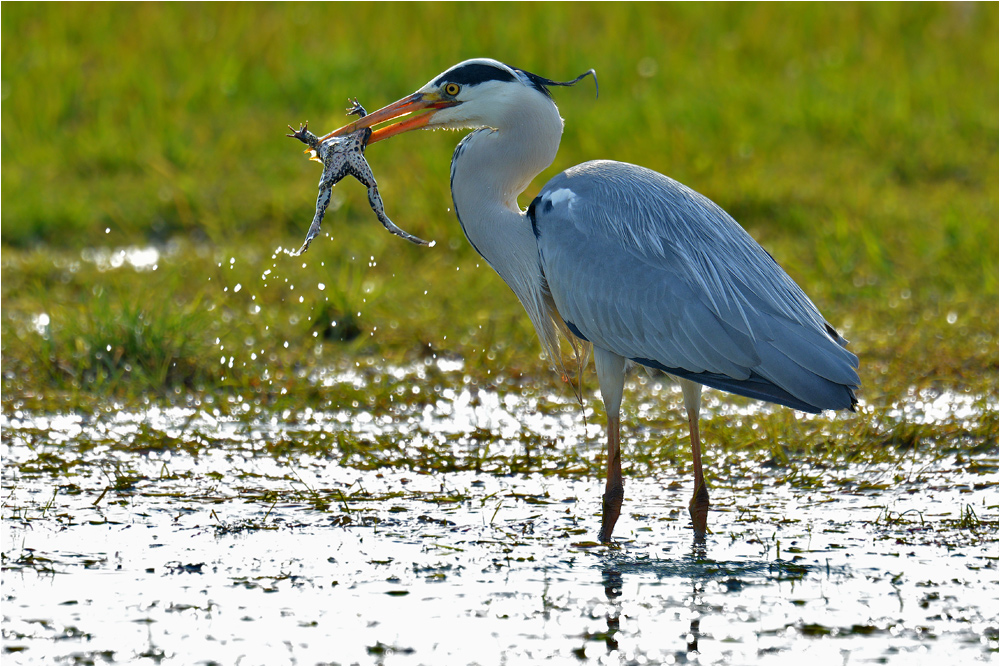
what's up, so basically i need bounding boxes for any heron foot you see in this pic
[688,480,710,536]
[598,483,624,543]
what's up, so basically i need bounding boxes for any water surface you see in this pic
[2,381,997,665]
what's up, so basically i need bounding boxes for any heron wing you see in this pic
[531,160,859,412]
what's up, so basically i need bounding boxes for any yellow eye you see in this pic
[443,82,461,97]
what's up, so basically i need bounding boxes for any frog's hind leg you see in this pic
[366,185,429,246]
[298,186,333,255]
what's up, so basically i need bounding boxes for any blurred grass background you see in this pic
[1,3,997,450]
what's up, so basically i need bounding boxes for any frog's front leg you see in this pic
[347,98,368,118]
[287,122,321,151]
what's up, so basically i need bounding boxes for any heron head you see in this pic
[321,58,597,144]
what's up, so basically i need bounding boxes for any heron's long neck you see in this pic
[448,100,566,368]
[449,102,563,282]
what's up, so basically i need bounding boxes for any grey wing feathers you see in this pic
[533,160,859,413]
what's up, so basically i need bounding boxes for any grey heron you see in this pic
[322,58,860,542]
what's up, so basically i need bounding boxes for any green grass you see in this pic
[2,3,997,458]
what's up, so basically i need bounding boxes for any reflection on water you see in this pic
[599,539,717,661]
[2,458,997,665]
[2,378,997,664]
[603,568,623,652]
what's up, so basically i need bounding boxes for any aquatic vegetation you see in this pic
[1,4,997,664]
[2,399,997,664]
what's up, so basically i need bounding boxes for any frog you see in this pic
[287,99,429,254]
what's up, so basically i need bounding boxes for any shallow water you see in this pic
[2,377,997,665]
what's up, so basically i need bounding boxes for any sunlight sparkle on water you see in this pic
[80,246,160,272]
[2,371,996,665]
[31,313,50,336]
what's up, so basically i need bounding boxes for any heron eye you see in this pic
[443,82,461,97]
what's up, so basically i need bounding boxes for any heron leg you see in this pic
[687,411,710,535]
[680,379,709,535]
[598,413,624,543]
[594,348,626,543]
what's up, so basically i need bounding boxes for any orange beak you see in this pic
[319,92,459,145]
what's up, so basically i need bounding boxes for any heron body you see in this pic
[325,58,860,542]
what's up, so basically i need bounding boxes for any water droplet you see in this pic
[637,56,658,78]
